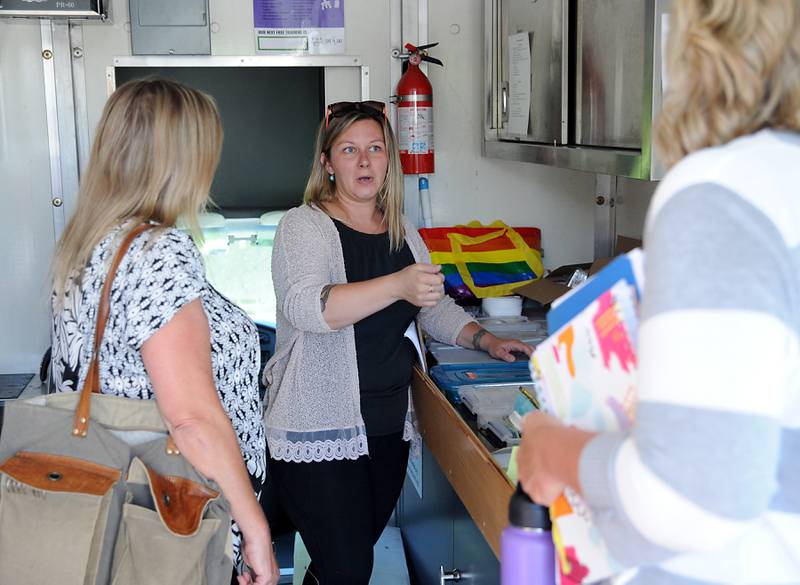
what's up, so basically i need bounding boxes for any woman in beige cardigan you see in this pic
[264,101,531,584]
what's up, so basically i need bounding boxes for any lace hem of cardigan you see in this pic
[267,434,369,462]
[266,394,421,463]
[265,415,421,463]
[402,409,422,459]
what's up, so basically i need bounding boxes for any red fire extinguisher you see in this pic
[396,42,443,175]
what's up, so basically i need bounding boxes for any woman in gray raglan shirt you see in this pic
[517,0,800,583]
[263,102,532,584]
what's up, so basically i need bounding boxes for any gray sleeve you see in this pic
[578,183,790,563]
[641,183,795,324]
[272,208,336,334]
[405,223,475,345]
[579,433,675,566]
[637,184,787,517]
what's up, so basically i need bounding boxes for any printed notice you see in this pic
[254,0,345,55]
[508,32,532,136]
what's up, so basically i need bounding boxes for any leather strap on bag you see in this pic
[72,224,156,437]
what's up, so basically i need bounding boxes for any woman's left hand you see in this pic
[238,536,280,585]
[484,336,533,362]
[517,412,567,506]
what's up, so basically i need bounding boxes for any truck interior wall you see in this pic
[81,0,393,133]
[617,177,657,240]
[0,0,655,374]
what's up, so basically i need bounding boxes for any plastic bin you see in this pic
[429,362,533,404]
[428,316,549,366]
[486,416,522,447]
[476,315,547,338]
[459,384,535,430]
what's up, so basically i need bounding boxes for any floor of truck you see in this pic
[278,525,410,585]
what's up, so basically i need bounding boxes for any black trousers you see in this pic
[267,432,410,585]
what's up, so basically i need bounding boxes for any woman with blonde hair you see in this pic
[51,78,279,585]
[517,0,800,582]
[264,101,532,584]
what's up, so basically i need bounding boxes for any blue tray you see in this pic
[429,362,532,404]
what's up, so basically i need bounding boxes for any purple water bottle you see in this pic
[501,484,556,585]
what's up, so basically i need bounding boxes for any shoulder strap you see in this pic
[72,223,157,437]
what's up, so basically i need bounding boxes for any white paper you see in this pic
[406,447,423,498]
[508,32,532,136]
[403,319,424,498]
[403,320,427,373]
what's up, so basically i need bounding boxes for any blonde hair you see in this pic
[52,78,222,302]
[655,0,800,167]
[303,112,406,251]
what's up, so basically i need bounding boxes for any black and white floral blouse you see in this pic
[51,225,266,570]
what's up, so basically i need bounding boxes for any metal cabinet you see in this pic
[397,369,512,584]
[484,0,673,180]
[497,0,568,144]
[398,442,500,585]
[453,507,503,585]
[575,0,646,149]
[399,443,458,585]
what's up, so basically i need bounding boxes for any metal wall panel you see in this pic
[0,20,56,373]
[129,0,211,55]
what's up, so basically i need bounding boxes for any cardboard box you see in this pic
[513,236,642,306]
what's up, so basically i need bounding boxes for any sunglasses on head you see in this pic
[325,100,387,128]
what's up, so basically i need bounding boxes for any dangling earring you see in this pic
[329,173,335,182]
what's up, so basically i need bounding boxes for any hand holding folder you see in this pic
[527,250,644,585]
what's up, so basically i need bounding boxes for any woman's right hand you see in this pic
[393,263,445,307]
[238,534,280,585]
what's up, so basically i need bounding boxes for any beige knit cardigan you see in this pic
[263,203,474,462]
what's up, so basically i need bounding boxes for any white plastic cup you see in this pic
[482,295,523,317]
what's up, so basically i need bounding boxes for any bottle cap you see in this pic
[509,484,552,530]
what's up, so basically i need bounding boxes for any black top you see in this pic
[333,219,420,436]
